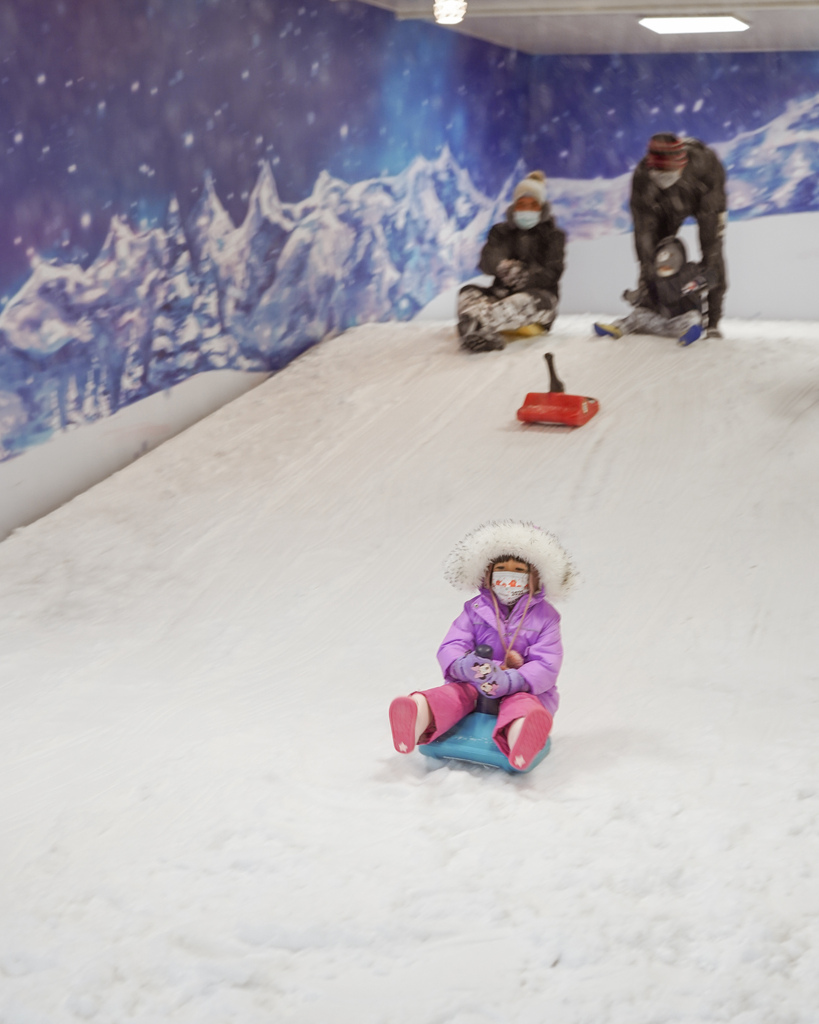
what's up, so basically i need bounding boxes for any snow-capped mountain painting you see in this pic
[715,92,819,218]
[0,148,513,462]
[4,87,819,464]
[546,91,819,239]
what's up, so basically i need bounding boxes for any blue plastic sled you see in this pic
[418,709,551,774]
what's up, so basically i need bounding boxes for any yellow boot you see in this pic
[500,323,546,340]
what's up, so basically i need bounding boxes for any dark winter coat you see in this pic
[631,138,727,322]
[479,204,566,299]
[638,237,710,320]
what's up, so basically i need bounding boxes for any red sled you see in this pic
[517,353,599,428]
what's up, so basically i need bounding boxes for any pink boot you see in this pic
[389,696,419,754]
[508,706,551,771]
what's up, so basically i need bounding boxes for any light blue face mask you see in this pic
[513,209,540,231]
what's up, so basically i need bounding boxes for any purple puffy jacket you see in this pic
[436,587,563,715]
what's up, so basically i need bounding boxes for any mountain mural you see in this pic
[3,89,819,461]
[0,147,511,461]
[546,91,819,238]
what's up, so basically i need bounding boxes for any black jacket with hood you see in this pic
[639,236,710,320]
[478,203,566,299]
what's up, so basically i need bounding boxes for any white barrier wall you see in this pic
[419,211,819,323]
[561,213,819,322]
[0,370,267,543]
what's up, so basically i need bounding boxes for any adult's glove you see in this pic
[622,285,647,307]
[496,259,528,290]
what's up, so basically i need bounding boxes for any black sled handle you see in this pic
[473,645,500,715]
[544,352,565,394]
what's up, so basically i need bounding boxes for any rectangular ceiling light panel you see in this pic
[639,16,750,34]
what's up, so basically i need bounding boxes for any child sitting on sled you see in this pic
[594,235,711,347]
[389,520,575,772]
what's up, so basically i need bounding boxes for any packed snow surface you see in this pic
[1,315,819,1023]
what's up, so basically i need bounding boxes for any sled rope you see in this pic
[490,586,533,670]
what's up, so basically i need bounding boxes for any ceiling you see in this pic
[349,0,819,54]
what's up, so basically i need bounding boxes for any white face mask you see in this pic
[648,168,683,190]
[513,209,540,231]
[491,571,530,605]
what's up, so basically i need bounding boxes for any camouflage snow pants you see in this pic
[618,307,702,339]
[457,285,558,352]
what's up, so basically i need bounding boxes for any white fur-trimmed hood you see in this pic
[443,520,576,602]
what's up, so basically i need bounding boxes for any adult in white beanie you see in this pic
[457,171,566,352]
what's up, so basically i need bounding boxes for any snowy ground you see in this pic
[1,314,819,1023]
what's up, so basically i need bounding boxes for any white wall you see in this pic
[562,212,819,321]
[419,211,819,322]
[0,370,267,542]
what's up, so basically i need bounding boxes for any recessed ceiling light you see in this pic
[434,0,467,23]
[639,16,750,34]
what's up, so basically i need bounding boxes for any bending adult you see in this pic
[457,171,565,352]
[630,133,727,337]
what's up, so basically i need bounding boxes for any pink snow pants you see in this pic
[414,681,553,758]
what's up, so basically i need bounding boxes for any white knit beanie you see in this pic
[512,170,547,207]
[443,519,576,603]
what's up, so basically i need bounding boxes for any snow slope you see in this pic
[1,316,819,1023]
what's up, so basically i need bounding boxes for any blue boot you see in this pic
[594,322,623,339]
[678,324,702,347]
